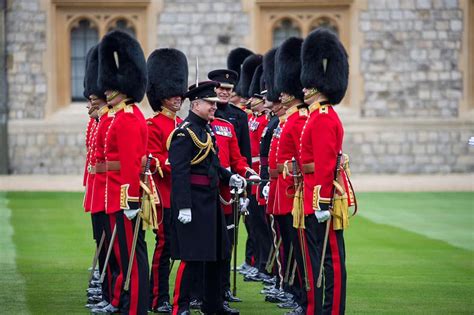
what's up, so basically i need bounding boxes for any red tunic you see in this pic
[248,113,268,194]
[275,105,308,216]
[212,117,250,215]
[146,108,182,209]
[83,118,98,212]
[104,102,148,214]
[267,117,285,215]
[90,108,113,213]
[300,102,344,215]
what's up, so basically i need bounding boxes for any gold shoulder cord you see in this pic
[186,127,215,165]
[165,127,215,165]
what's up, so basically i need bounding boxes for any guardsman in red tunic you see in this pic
[210,114,259,304]
[92,30,149,315]
[273,37,309,312]
[227,47,255,116]
[145,48,188,313]
[298,29,350,315]
[245,64,273,282]
[82,44,104,307]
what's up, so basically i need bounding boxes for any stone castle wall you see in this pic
[5,0,474,175]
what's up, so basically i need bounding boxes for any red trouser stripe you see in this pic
[123,217,139,315]
[329,228,341,315]
[151,224,166,307]
[172,261,187,315]
[302,230,315,315]
[109,215,122,307]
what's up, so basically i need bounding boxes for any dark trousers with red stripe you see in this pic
[244,197,256,266]
[114,211,150,315]
[149,207,171,309]
[173,260,225,314]
[107,214,123,307]
[274,214,303,302]
[248,195,272,273]
[91,212,110,302]
[316,221,346,315]
[295,215,324,314]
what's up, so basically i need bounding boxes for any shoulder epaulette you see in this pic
[166,125,189,151]
[215,117,232,125]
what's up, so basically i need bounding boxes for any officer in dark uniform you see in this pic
[207,69,251,166]
[169,81,244,315]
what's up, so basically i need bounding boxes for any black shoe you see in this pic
[178,312,190,315]
[278,300,298,309]
[87,295,103,304]
[285,306,304,315]
[219,303,239,315]
[224,290,242,303]
[262,276,276,286]
[189,299,202,310]
[258,272,272,281]
[153,301,172,313]
[90,303,120,314]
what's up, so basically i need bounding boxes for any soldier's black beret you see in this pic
[185,81,220,102]
[83,44,106,100]
[236,54,262,98]
[301,28,349,105]
[275,36,304,101]
[208,69,238,88]
[262,47,279,103]
[146,48,188,112]
[98,30,147,102]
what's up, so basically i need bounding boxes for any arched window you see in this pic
[70,19,99,101]
[107,18,136,37]
[272,18,301,47]
[310,17,339,37]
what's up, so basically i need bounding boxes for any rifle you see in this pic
[317,152,343,288]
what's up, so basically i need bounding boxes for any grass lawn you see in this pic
[0,191,473,314]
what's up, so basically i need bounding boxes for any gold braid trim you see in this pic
[165,125,215,165]
[187,128,214,165]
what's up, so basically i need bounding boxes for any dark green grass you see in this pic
[1,192,473,314]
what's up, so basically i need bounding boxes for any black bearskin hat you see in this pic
[83,44,106,100]
[301,28,349,104]
[262,48,279,102]
[227,47,254,78]
[236,54,262,98]
[248,64,263,97]
[98,30,147,102]
[275,37,304,101]
[146,48,188,112]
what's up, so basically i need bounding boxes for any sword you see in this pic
[89,231,105,282]
[195,56,199,87]
[99,224,117,284]
[317,152,342,288]
[124,154,153,291]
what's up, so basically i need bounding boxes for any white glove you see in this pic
[469,136,474,146]
[315,210,331,223]
[178,208,192,224]
[230,174,247,190]
[239,198,250,214]
[262,183,270,200]
[248,174,261,183]
[124,208,141,220]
